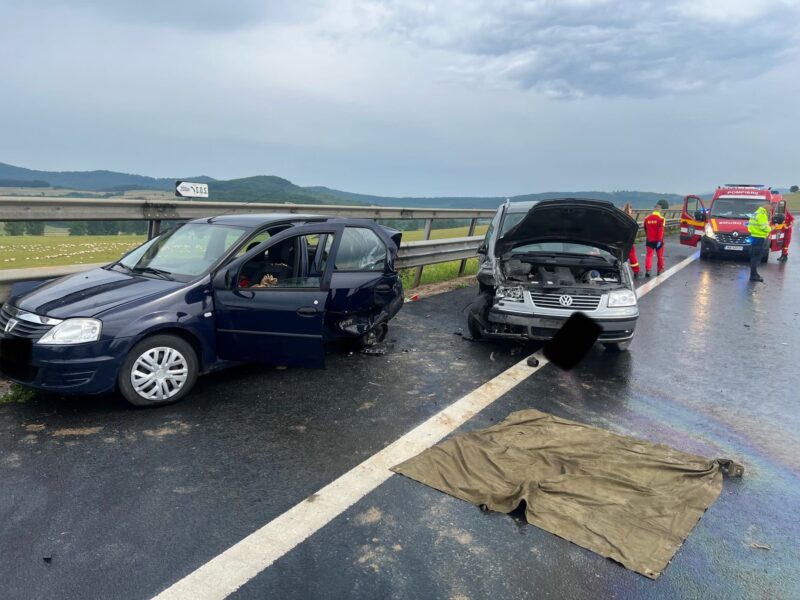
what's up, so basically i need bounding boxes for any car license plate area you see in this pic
[537,318,565,329]
[724,245,744,251]
[0,337,35,380]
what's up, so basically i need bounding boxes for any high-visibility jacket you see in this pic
[643,210,665,243]
[747,207,771,239]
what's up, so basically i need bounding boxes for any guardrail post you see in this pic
[458,218,478,276]
[147,219,162,239]
[412,218,433,287]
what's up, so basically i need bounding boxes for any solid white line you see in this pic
[153,248,700,600]
[635,250,699,298]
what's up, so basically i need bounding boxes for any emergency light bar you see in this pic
[721,184,766,189]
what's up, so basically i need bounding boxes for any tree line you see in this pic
[2,221,148,236]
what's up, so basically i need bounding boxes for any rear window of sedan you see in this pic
[334,227,386,271]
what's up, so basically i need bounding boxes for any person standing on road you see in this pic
[747,203,772,282]
[623,203,641,277]
[643,201,668,277]
[778,207,794,262]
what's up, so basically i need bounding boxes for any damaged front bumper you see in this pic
[469,291,638,342]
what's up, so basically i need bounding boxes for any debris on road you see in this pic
[527,356,539,368]
[393,408,744,579]
[750,543,772,551]
[359,346,387,356]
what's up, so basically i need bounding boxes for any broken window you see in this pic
[238,233,334,289]
[334,227,386,271]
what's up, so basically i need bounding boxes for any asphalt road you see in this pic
[1,238,798,600]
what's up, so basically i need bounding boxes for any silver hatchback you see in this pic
[468,198,639,351]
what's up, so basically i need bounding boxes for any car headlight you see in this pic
[607,289,637,307]
[496,286,524,301]
[37,318,102,345]
[704,223,715,239]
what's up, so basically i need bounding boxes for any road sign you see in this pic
[175,181,209,198]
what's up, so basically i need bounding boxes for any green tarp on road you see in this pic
[392,409,743,579]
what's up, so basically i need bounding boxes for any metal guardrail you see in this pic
[0,238,485,302]
[0,197,682,299]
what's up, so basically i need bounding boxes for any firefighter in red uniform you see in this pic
[778,207,794,262]
[623,203,641,277]
[643,201,667,276]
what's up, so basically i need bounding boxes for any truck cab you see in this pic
[679,185,788,260]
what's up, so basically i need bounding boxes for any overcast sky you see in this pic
[1,0,799,196]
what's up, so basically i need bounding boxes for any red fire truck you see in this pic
[680,184,789,261]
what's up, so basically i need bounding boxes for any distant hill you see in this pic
[0,160,685,209]
[0,162,212,191]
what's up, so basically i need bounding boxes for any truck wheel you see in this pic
[359,323,388,348]
[467,313,485,340]
[603,340,630,352]
[118,334,198,407]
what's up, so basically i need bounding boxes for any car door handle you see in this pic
[296,307,319,317]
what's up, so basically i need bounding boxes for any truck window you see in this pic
[710,199,766,219]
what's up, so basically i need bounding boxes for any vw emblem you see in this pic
[558,295,573,307]
[4,318,18,333]
[732,231,739,238]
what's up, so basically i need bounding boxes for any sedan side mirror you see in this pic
[212,265,235,290]
[476,244,487,255]
[693,209,706,222]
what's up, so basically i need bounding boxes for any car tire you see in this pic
[467,313,485,340]
[118,334,199,407]
[699,248,711,260]
[603,340,630,352]
[359,323,388,348]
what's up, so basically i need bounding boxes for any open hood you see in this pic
[496,198,638,260]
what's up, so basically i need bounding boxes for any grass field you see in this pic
[399,224,488,242]
[0,235,144,269]
[0,224,489,272]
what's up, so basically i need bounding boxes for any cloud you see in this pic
[361,0,800,98]
[25,0,322,32]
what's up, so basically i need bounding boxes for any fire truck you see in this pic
[679,184,789,260]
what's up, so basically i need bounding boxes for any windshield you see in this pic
[500,212,526,235]
[710,198,769,219]
[509,241,614,261]
[116,223,247,281]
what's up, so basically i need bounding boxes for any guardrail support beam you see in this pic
[412,218,434,287]
[147,219,162,239]
[458,218,478,276]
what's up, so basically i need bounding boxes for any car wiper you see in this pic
[109,262,135,274]
[131,266,175,280]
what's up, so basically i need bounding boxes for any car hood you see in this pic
[710,218,750,233]
[496,198,639,260]
[12,267,184,319]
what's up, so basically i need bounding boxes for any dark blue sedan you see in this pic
[0,215,404,406]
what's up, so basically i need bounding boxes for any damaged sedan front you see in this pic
[468,198,639,351]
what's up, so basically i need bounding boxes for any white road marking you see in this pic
[635,251,699,298]
[153,248,700,600]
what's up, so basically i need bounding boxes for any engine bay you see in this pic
[500,257,622,288]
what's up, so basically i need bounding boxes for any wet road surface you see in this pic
[1,238,798,599]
